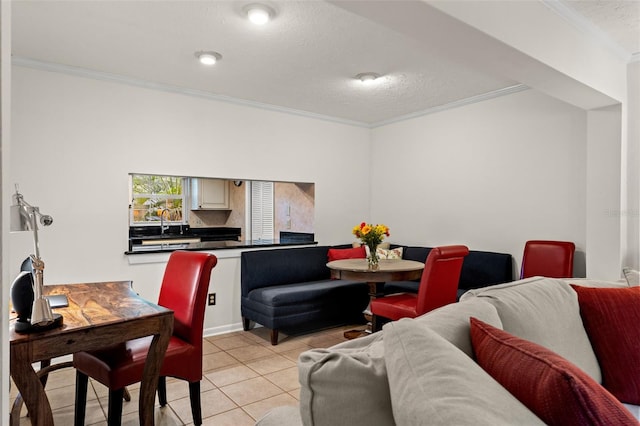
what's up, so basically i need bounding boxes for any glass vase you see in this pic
[367,243,379,270]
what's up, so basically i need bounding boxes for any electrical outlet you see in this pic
[208,293,216,305]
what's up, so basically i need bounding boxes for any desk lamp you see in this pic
[10,186,63,332]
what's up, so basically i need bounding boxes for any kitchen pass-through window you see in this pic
[129,174,186,225]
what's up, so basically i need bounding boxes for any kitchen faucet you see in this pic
[160,208,170,236]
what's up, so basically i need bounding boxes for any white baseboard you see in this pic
[203,322,253,338]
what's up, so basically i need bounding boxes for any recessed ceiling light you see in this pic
[244,4,274,25]
[195,51,222,66]
[355,72,381,84]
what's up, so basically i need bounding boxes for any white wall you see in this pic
[621,61,640,269]
[586,106,622,280]
[1,0,11,421]
[10,66,372,333]
[371,89,589,277]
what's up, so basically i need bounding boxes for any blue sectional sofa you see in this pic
[241,245,513,345]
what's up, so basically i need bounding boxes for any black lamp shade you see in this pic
[11,271,34,322]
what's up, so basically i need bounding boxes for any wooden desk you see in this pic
[9,281,173,426]
[327,259,424,333]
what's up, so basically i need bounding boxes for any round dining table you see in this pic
[327,258,424,336]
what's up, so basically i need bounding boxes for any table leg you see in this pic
[10,345,54,426]
[138,315,173,426]
[11,360,74,426]
[366,282,385,333]
[343,281,386,340]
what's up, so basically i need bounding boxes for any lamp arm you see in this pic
[26,206,42,260]
[26,205,45,298]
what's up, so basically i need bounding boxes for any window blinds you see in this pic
[251,181,274,241]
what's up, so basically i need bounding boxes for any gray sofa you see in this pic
[257,276,640,425]
[241,245,512,345]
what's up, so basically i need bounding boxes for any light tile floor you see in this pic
[11,324,359,425]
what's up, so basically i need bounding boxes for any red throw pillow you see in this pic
[327,246,366,262]
[469,317,637,426]
[571,285,640,404]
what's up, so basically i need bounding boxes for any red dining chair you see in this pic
[371,245,469,330]
[73,251,217,426]
[520,240,575,279]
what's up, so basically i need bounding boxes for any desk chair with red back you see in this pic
[73,251,218,426]
[520,240,575,279]
[371,245,469,330]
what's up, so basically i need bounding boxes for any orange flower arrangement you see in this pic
[352,222,390,267]
[352,222,390,247]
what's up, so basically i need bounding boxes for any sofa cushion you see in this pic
[413,297,502,358]
[384,318,544,425]
[376,247,403,259]
[571,285,640,405]
[462,276,602,382]
[298,332,394,426]
[241,246,333,296]
[247,280,366,307]
[470,317,637,426]
[458,250,513,290]
[567,278,629,289]
[327,246,366,262]
[401,246,431,262]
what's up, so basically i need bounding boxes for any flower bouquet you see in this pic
[352,222,390,269]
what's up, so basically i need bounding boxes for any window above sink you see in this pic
[129,174,186,225]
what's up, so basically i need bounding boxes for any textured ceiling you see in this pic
[566,0,640,55]
[10,0,638,126]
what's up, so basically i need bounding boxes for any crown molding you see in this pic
[12,56,370,128]
[541,0,636,64]
[370,85,530,128]
[13,56,528,130]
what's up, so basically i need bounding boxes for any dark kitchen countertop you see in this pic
[125,239,317,255]
[129,226,241,241]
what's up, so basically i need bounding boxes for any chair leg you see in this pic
[188,381,202,425]
[123,387,131,402]
[158,376,167,406]
[242,316,253,331]
[372,315,389,332]
[270,329,279,345]
[107,388,124,426]
[74,371,89,426]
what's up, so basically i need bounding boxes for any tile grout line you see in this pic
[16,325,357,425]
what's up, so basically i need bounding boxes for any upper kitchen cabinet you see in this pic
[191,178,230,210]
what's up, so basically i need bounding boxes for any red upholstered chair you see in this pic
[371,245,469,329]
[520,240,575,279]
[73,251,217,426]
